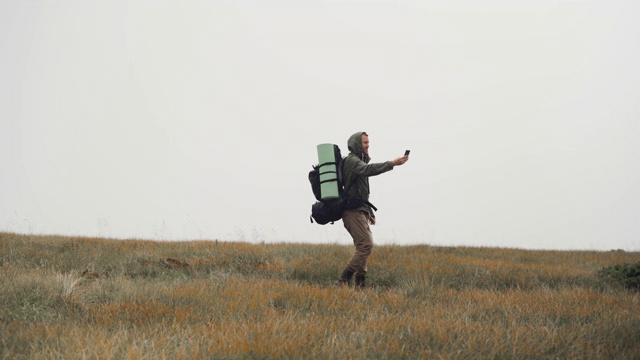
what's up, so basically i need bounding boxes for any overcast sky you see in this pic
[1,1,639,251]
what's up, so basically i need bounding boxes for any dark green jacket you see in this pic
[342,132,394,215]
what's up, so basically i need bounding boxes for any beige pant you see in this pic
[342,210,373,276]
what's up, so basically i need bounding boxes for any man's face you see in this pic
[361,134,369,155]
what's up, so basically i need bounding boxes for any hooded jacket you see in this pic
[342,132,394,215]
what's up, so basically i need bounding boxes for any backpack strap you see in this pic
[366,201,378,212]
[318,161,339,185]
[341,156,355,194]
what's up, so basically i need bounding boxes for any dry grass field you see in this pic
[1,232,638,359]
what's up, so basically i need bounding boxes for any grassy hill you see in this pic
[1,232,638,359]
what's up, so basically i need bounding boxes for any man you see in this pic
[335,131,409,288]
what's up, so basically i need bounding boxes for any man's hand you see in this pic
[392,155,409,166]
[369,213,376,225]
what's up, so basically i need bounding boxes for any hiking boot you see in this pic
[355,274,366,289]
[334,269,354,287]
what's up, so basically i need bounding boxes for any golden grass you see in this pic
[1,232,638,359]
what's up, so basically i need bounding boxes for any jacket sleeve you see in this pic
[347,156,393,177]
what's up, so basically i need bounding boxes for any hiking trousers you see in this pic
[342,210,373,277]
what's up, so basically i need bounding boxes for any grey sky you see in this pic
[1,1,639,250]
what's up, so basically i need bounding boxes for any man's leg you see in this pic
[340,210,373,287]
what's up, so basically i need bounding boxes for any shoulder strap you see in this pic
[341,155,355,193]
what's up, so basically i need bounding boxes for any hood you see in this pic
[347,131,370,163]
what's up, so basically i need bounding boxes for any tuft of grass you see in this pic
[597,261,640,291]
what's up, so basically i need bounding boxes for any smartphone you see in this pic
[404,150,411,156]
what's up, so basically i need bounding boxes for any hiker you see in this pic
[335,131,409,288]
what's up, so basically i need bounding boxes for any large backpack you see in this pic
[308,145,376,225]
